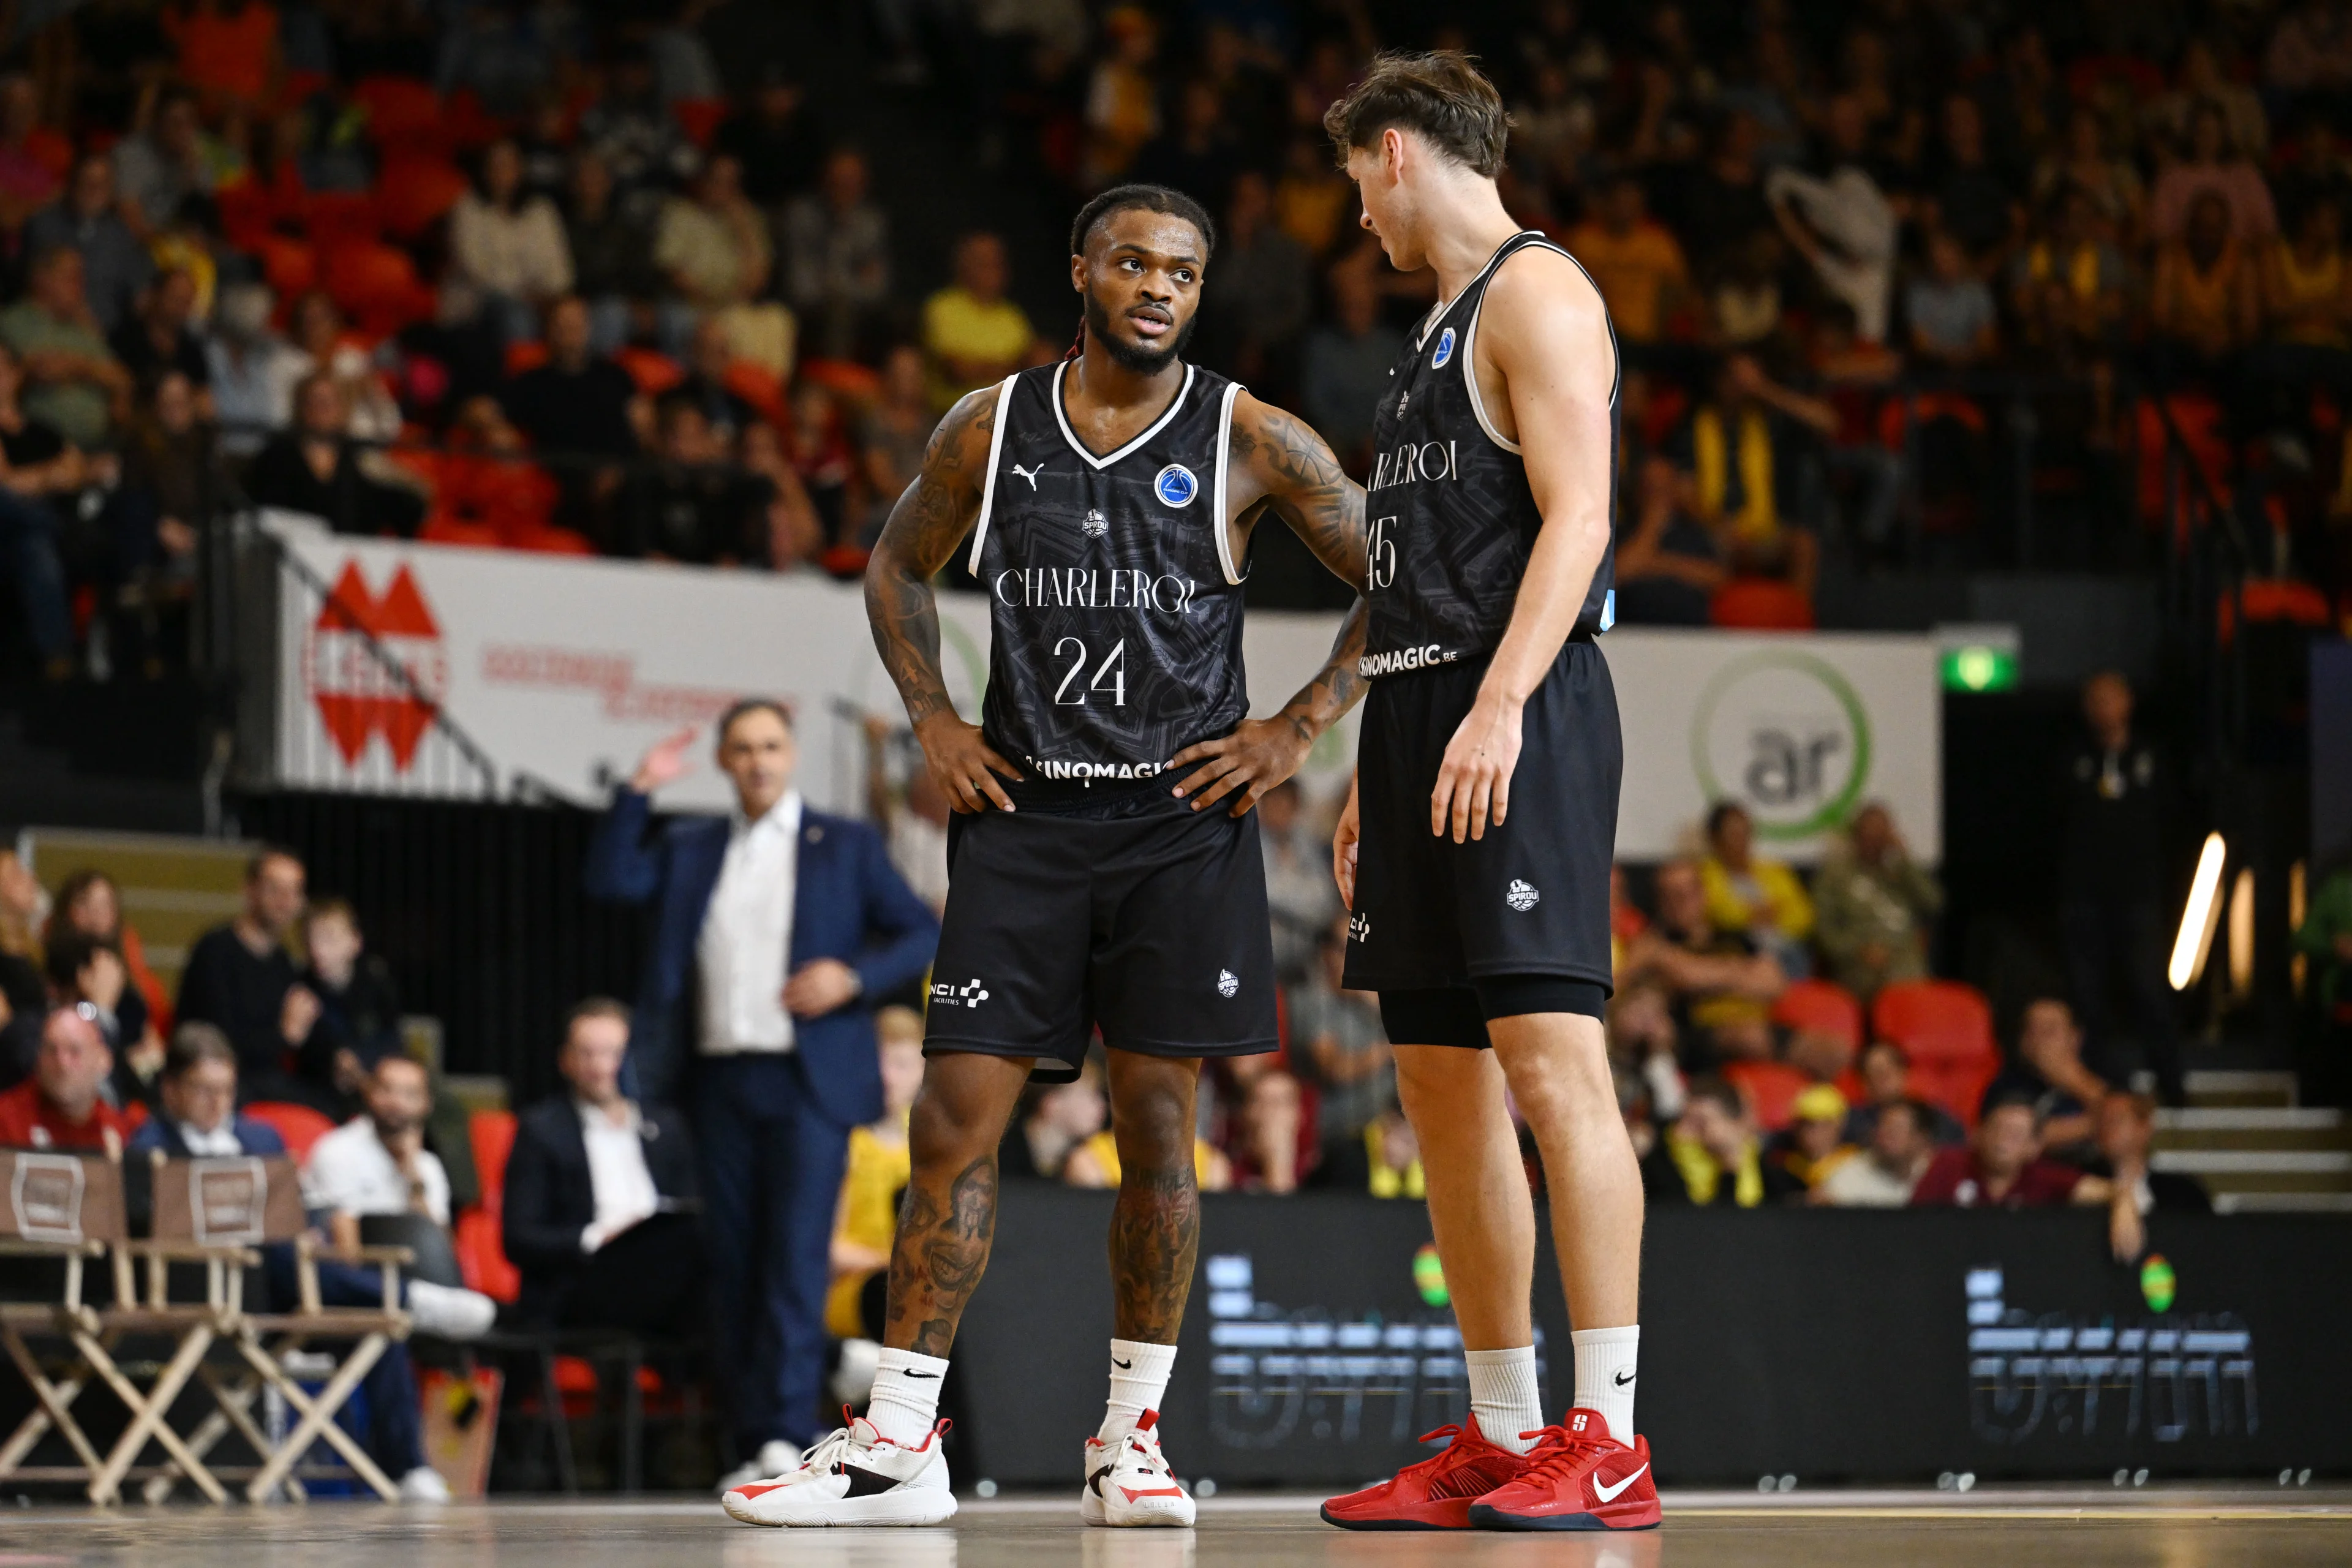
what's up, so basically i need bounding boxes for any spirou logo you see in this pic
[1082,508,1109,538]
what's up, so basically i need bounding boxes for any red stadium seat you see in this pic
[255,233,317,298]
[1872,979,1999,1131]
[503,340,550,377]
[456,1109,521,1305]
[673,98,728,148]
[1722,1059,1813,1134]
[612,345,685,396]
[420,515,505,549]
[374,156,469,239]
[1711,578,1816,630]
[214,181,276,251]
[1771,978,1864,1055]
[244,1100,339,1164]
[297,189,381,246]
[799,358,883,403]
[322,240,435,333]
[352,75,444,147]
[723,359,789,429]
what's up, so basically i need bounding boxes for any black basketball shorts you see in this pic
[1341,639,1622,1046]
[923,785,1280,1082]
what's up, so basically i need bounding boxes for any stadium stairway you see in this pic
[18,827,252,1003]
[2156,1071,2352,1213]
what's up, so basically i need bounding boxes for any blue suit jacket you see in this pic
[582,788,938,1126]
[127,1114,289,1159]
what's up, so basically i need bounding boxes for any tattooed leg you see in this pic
[884,1050,1033,1357]
[1102,1051,1206,1342]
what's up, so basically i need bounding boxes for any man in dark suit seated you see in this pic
[584,699,938,1488]
[503,997,700,1335]
[127,1025,457,1501]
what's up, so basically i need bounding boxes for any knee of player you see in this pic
[908,1086,1008,1166]
[1110,1090,1195,1168]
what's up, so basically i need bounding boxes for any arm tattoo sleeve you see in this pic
[1230,403,1370,586]
[864,390,994,729]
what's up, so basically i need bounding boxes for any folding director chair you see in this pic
[152,1154,415,1502]
[0,1147,230,1503]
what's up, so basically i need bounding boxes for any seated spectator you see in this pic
[1911,1088,2109,1208]
[0,340,93,677]
[654,153,792,373]
[2148,40,2267,179]
[1612,451,1723,626]
[1289,916,1392,1163]
[500,294,642,459]
[1765,102,1898,342]
[782,146,891,363]
[1699,802,1815,978]
[2150,100,2278,247]
[1620,858,1786,1066]
[1606,981,1691,1131]
[2010,186,2132,365]
[1202,170,1310,387]
[1815,1098,1933,1207]
[448,137,575,346]
[673,314,761,446]
[1565,174,1689,345]
[1774,1083,1859,1189]
[738,420,826,570]
[1311,1106,1425,1199]
[860,343,935,522]
[110,87,225,239]
[716,68,823,206]
[293,899,401,1116]
[2036,106,2144,246]
[1906,230,1999,368]
[1842,1040,1964,1147]
[1214,1068,1295,1194]
[998,1064,1106,1181]
[1812,802,1942,1000]
[1273,133,1351,258]
[862,717,951,918]
[580,53,699,220]
[303,1054,497,1327]
[1648,1074,1804,1207]
[132,1028,478,1499]
[613,393,771,564]
[0,244,132,449]
[1986,997,2109,1156]
[1300,269,1402,471]
[1261,784,1340,986]
[1676,353,1832,597]
[0,74,61,235]
[175,842,317,1104]
[205,282,305,455]
[287,291,402,443]
[23,153,151,333]
[108,266,211,405]
[0,850,44,1063]
[787,382,865,548]
[565,149,670,356]
[51,867,171,1037]
[1932,92,2021,267]
[922,231,1036,410]
[1066,1087,1235,1191]
[43,927,161,1104]
[243,372,426,538]
[827,1006,924,1340]
[116,369,222,606]
[502,998,700,1335]
[0,1005,123,1150]
[2250,194,2352,432]
[2152,191,2260,372]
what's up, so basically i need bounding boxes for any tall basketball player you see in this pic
[721,184,1370,1528]
[1313,55,1659,1532]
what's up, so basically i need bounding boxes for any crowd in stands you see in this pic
[6,2,2352,679]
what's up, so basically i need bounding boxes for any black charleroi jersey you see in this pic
[1360,230,1618,679]
[968,360,1249,783]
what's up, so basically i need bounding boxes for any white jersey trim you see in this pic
[1460,236,1618,456]
[1049,360,1197,470]
[965,373,1020,577]
[1415,229,1537,353]
[1211,380,1245,586]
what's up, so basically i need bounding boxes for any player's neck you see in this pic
[1069,335,1185,415]
[1417,178,1526,305]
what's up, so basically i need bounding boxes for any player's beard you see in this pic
[1084,285,1196,374]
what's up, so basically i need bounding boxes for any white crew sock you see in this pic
[1463,1346,1545,1455]
[1571,1325,1641,1441]
[865,1348,949,1447]
[1099,1338,1178,1442]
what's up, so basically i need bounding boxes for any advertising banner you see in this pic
[262,519,1938,858]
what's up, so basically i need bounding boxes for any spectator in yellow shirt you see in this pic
[1700,802,1815,976]
[824,1006,927,1339]
[1565,174,1690,344]
[922,231,1039,410]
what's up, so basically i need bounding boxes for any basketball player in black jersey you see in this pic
[720,184,1370,1529]
[1312,55,1661,1533]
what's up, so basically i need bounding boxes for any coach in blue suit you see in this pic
[585,698,937,1485]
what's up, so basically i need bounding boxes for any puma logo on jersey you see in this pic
[1506,880,1540,911]
[1010,462,1045,489]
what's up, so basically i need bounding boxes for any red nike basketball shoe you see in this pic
[1467,1408,1660,1531]
[1319,1414,1536,1529]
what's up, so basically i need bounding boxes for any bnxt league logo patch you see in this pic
[930,978,991,1009]
[1155,463,1197,508]
[1216,969,1240,998]
[1506,880,1541,912]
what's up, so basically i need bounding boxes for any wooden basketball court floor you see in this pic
[7,1488,2350,1567]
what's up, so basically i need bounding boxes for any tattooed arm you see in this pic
[1168,392,1370,816]
[864,384,1022,813]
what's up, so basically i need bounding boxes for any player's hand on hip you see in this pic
[914,713,1020,813]
[1169,717,1310,816]
[1332,772,1361,905]
[1432,690,1522,843]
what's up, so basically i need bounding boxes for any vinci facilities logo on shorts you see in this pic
[1155,464,1198,508]
[930,978,990,1009]
[1506,879,1541,912]
[1348,911,1371,944]
[1217,969,1240,998]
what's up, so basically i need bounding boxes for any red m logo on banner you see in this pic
[303,560,448,770]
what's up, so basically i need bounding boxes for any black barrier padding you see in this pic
[951,1191,2352,1487]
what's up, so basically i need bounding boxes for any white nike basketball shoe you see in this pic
[1080,1410,1196,1526]
[722,1415,957,1527]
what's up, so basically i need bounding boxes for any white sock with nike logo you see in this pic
[1572,1324,1640,1441]
[1099,1338,1177,1443]
[865,1348,949,1447]
[1464,1346,1545,1455]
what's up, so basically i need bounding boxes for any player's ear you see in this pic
[1069,251,1087,293]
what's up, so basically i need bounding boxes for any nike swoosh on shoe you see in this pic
[1593,1463,1649,1504]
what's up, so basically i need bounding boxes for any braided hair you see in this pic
[1063,183,1218,360]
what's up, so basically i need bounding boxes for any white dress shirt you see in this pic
[696,791,802,1055]
[179,1120,244,1157]
[576,1098,661,1254]
[301,1117,452,1224]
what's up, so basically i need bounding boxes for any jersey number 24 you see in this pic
[1052,636,1128,706]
